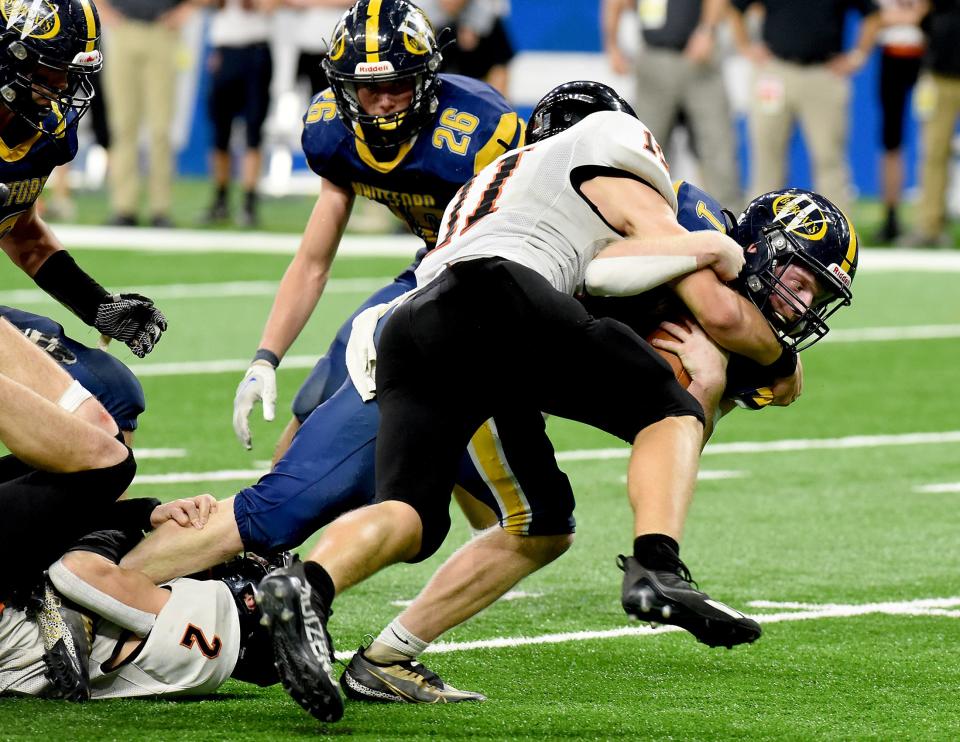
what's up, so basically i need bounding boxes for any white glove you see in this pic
[233,360,277,450]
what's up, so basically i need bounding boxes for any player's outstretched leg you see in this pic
[256,556,343,722]
[340,647,486,704]
[618,554,761,648]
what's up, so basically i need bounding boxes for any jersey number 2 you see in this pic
[181,624,222,659]
[435,150,525,249]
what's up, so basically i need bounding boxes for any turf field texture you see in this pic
[1,237,959,741]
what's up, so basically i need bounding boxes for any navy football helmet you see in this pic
[527,80,636,144]
[322,0,441,151]
[211,553,289,687]
[0,0,102,132]
[731,189,857,350]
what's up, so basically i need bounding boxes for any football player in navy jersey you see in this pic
[250,81,857,722]
[230,0,523,459]
[0,0,166,357]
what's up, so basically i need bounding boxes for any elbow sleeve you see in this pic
[584,255,699,297]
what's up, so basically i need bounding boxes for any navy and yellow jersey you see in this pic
[581,179,776,409]
[674,179,733,235]
[302,74,524,249]
[676,179,778,409]
[0,105,79,239]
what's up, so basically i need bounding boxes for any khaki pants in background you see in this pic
[748,58,851,212]
[916,73,960,236]
[104,19,180,219]
[634,46,743,210]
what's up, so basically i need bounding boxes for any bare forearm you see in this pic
[1,211,63,276]
[258,261,329,358]
[673,272,781,363]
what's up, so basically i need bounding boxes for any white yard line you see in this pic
[48,225,421,255]
[914,482,960,493]
[823,324,960,342]
[134,468,266,485]
[40,227,960,268]
[93,324,960,377]
[557,430,960,462]
[619,470,746,484]
[331,595,960,660]
[130,356,320,377]
[130,431,960,485]
[131,448,186,460]
[0,277,394,305]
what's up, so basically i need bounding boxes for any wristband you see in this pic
[253,348,280,368]
[763,345,798,378]
[33,250,110,326]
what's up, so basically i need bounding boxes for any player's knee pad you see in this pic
[76,448,137,506]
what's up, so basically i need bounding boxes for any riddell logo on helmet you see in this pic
[355,61,396,75]
[827,263,852,288]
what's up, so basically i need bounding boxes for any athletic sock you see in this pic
[633,533,681,571]
[365,619,430,664]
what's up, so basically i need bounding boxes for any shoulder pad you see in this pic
[430,76,523,175]
[301,89,350,180]
[675,180,731,234]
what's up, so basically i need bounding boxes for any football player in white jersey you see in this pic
[255,80,818,723]
[0,527,279,700]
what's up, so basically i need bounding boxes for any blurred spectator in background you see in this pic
[730,0,881,212]
[420,0,514,96]
[99,0,194,228]
[203,0,278,228]
[287,0,354,96]
[603,0,742,209]
[905,0,960,247]
[875,1,928,243]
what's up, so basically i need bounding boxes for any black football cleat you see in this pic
[340,647,486,704]
[256,559,343,722]
[618,555,761,649]
[32,580,93,701]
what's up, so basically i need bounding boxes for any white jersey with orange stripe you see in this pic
[0,578,240,699]
[415,110,677,296]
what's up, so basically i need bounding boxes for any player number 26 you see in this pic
[432,107,480,156]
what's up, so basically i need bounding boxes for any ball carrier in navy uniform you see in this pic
[0,0,167,357]
[231,0,523,460]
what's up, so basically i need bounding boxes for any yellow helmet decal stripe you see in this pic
[473,112,520,174]
[841,208,858,274]
[365,0,383,64]
[77,0,97,52]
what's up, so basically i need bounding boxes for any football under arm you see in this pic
[580,175,733,296]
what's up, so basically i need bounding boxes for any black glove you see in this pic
[94,293,168,358]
